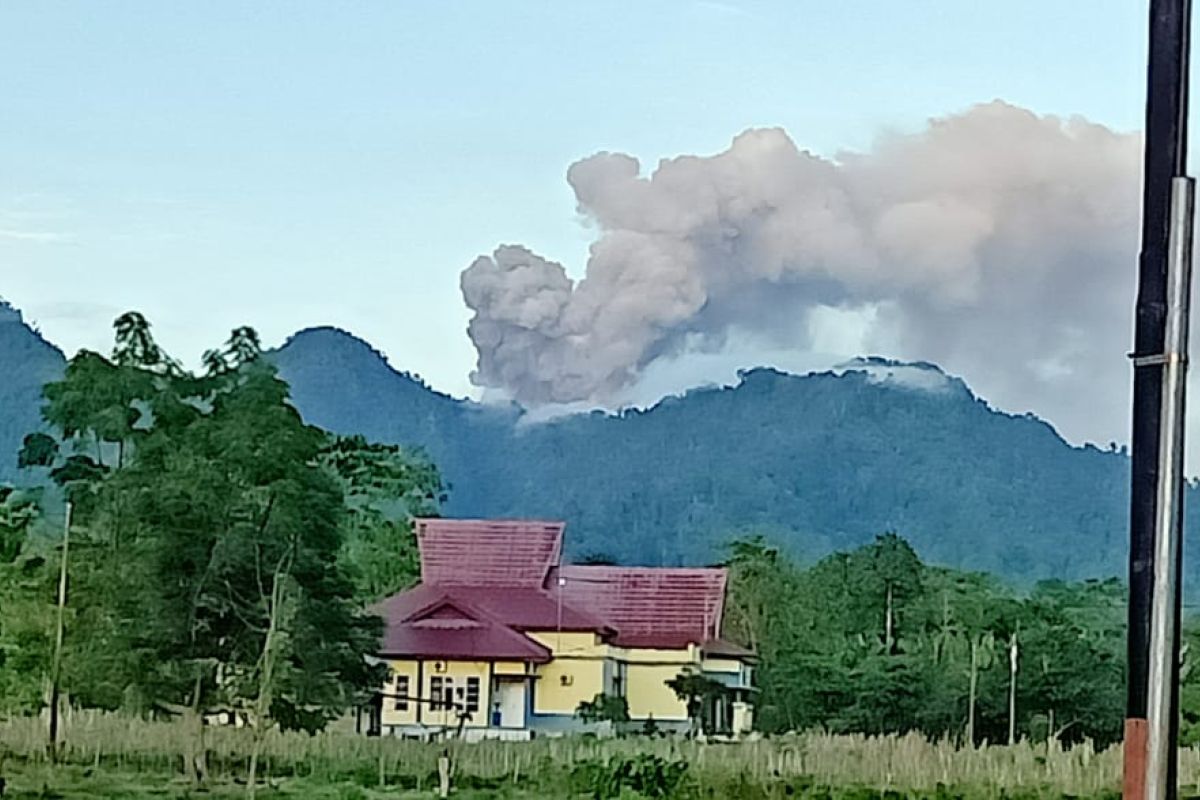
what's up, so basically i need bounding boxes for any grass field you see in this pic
[0,712,1184,798]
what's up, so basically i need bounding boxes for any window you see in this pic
[465,676,480,714]
[430,676,455,710]
[392,674,409,711]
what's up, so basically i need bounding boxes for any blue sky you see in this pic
[1,0,1146,399]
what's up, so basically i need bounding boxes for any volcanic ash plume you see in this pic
[460,101,1141,437]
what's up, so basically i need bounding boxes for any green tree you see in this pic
[666,669,729,737]
[723,536,792,655]
[0,484,51,713]
[576,692,631,725]
[320,434,443,603]
[18,314,386,786]
[721,532,1124,746]
[0,485,38,564]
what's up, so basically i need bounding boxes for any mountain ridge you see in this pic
[270,324,1140,583]
[0,301,67,487]
[0,308,1159,586]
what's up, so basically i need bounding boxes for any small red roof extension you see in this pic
[556,565,727,649]
[417,519,562,587]
[372,582,612,636]
[376,591,552,662]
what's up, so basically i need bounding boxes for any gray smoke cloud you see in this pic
[461,101,1141,447]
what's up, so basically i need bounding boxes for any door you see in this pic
[493,680,526,729]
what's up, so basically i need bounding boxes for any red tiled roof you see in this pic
[371,519,748,660]
[556,565,727,649]
[372,583,613,636]
[376,591,552,662]
[416,519,563,587]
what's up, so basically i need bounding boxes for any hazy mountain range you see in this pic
[0,301,1169,586]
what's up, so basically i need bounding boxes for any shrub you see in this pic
[577,693,632,725]
[572,753,691,799]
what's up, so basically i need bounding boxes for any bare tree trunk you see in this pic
[1007,630,1019,745]
[247,548,292,800]
[47,503,71,763]
[885,583,894,653]
[966,640,978,747]
[183,674,207,787]
[247,728,263,799]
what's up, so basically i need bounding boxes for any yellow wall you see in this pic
[532,655,607,715]
[526,630,604,656]
[493,661,528,676]
[407,660,493,729]
[376,662,494,729]
[380,660,420,728]
[526,630,610,715]
[521,637,715,721]
[701,657,742,674]
[625,663,690,721]
[615,643,700,664]
[378,641,749,729]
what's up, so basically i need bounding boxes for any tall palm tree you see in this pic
[112,311,182,374]
[225,326,262,367]
[112,311,159,367]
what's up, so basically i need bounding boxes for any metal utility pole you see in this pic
[1148,174,1195,800]
[1126,2,1193,799]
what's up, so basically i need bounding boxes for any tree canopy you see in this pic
[0,313,443,784]
[725,533,1126,746]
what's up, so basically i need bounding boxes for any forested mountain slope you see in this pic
[0,311,1164,584]
[271,327,1149,583]
[0,302,65,485]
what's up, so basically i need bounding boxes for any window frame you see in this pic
[393,674,410,711]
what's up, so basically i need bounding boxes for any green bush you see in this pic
[572,753,691,799]
[577,693,632,725]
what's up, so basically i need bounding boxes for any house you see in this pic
[365,518,755,740]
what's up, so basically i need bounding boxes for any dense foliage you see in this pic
[268,327,1168,587]
[0,313,441,786]
[10,310,1200,797]
[571,753,691,798]
[321,433,444,602]
[6,313,1198,589]
[723,534,1129,746]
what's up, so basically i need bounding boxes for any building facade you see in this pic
[366,519,755,739]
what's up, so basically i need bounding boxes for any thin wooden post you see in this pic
[47,501,71,762]
[438,748,451,798]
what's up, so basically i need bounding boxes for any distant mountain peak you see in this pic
[831,356,972,397]
[281,326,393,363]
[0,299,64,359]
[0,299,22,324]
[0,300,67,484]
[276,326,442,392]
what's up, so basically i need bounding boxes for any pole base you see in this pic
[1125,717,1149,800]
